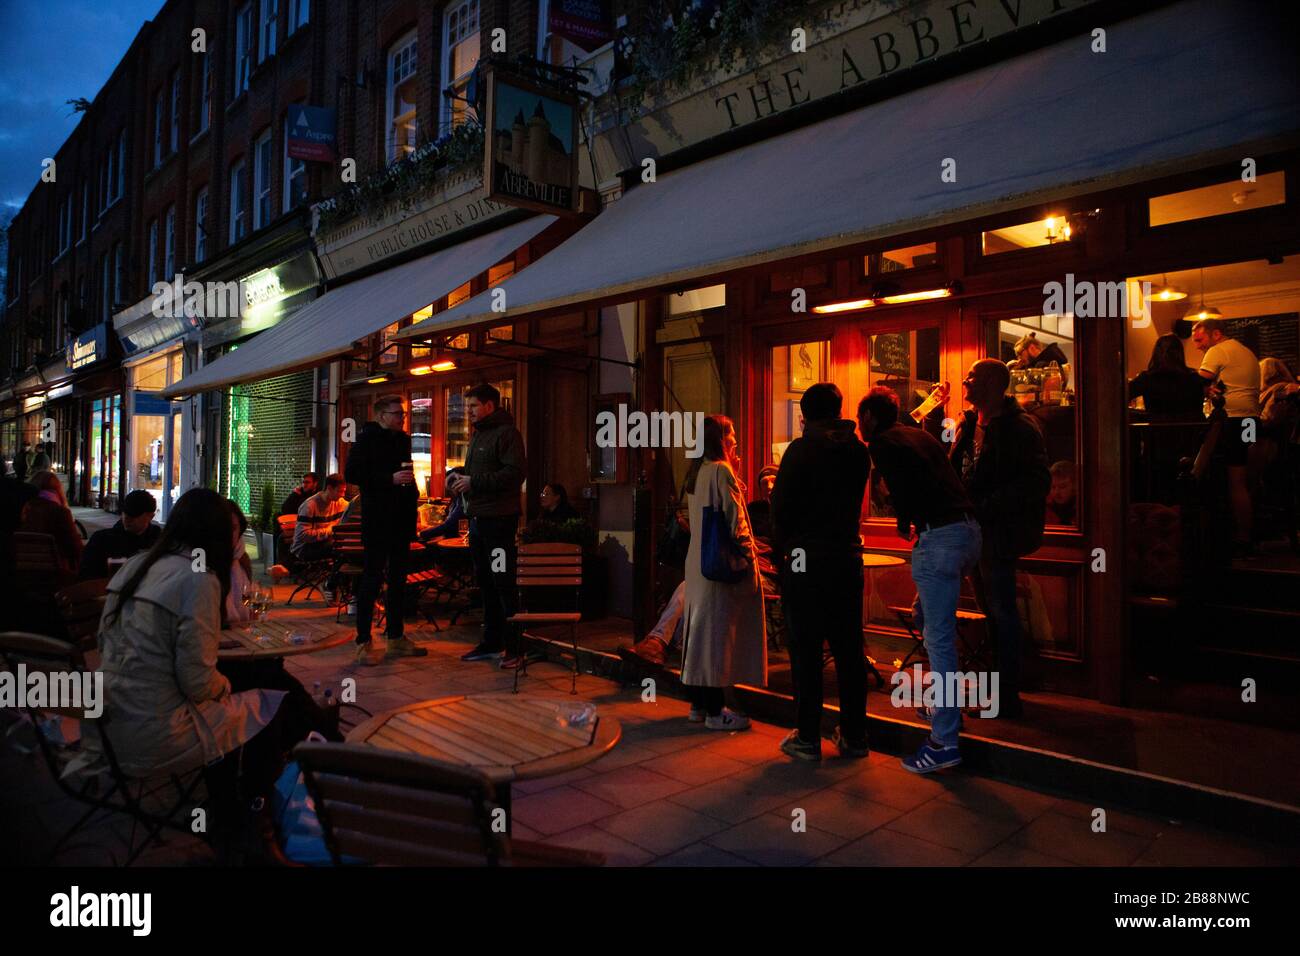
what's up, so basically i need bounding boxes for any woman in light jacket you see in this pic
[84,488,293,848]
[680,415,767,730]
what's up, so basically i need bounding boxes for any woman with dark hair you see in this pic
[78,488,295,858]
[1128,334,1206,418]
[539,481,579,521]
[224,499,256,626]
[19,469,84,583]
[679,415,767,730]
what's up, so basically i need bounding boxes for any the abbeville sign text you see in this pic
[586,0,1094,184]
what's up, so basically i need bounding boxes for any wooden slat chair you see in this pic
[888,604,990,672]
[276,515,335,606]
[508,542,583,695]
[0,631,207,865]
[14,531,63,595]
[331,523,366,623]
[292,742,603,867]
[54,578,109,660]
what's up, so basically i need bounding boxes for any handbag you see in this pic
[700,467,751,583]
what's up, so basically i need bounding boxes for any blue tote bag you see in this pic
[699,467,751,584]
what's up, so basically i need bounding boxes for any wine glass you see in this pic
[458,518,470,542]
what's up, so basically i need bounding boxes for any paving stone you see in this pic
[884,799,1026,856]
[544,825,655,866]
[830,764,951,811]
[511,786,620,836]
[934,775,1059,825]
[1049,797,1176,839]
[767,788,904,841]
[595,800,730,856]
[639,748,750,786]
[649,842,758,867]
[1009,811,1153,866]
[819,828,974,867]
[968,843,1073,866]
[706,811,848,866]
[571,765,692,809]
[514,766,598,795]
[1132,825,1296,867]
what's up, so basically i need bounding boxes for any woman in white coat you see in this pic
[86,488,296,849]
[680,415,767,730]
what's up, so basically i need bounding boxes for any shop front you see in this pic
[63,323,125,511]
[400,0,1300,717]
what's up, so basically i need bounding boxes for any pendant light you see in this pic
[1148,273,1187,302]
[1188,267,1222,321]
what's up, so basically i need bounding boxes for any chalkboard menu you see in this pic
[1224,313,1299,370]
[871,333,910,377]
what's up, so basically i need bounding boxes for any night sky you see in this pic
[0,0,164,210]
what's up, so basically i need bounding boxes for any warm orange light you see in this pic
[430,359,457,372]
[366,375,390,384]
[877,287,953,305]
[811,298,877,314]
[409,365,434,376]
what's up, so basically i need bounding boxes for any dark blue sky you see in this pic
[0,0,164,210]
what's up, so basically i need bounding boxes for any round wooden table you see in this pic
[430,535,470,549]
[862,552,907,568]
[348,694,622,827]
[218,619,354,660]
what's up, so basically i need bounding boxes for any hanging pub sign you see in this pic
[483,68,581,216]
[547,0,613,52]
[287,105,337,162]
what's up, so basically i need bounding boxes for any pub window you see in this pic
[260,0,279,61]
[234,3,253,97]
[447,281,472,309]
[984,313,1077,528]
[194,187,209,263]
[448,333,470,350]
[386,30,419,162]
[862,327,942,519]
[769,263,828,294]
[409,306,433,359]
[487,325,514,343]
[197,52,212,134]
[770,339,830,464]
[1148,171,1286,227]
[410,392,433,496]
[442,1,480,132]
[865,242,939,275]
[378,322,401,367]
[444,378,512,468]
[488,261,515,286]
[230,159,248,243]
[253,128,273,229]
[981,215,1073,255]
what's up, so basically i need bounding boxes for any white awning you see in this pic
[161,215,554,397]
[399,0,1299,341]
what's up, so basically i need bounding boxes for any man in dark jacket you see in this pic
[950,359,1051,719]
[449,383,527,666]
[279,472,320,518]
[861,387,981,773]
[78,490,161,580]
[771,382,872,762]
[343,395,426,665]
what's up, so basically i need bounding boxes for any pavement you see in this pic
[3,586,1293,867]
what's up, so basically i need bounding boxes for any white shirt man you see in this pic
[1194,324,1260,418]
[293,477,347,556]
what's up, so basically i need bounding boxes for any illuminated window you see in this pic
[448,281,472,308]
[409,306,433,358]
[981,216,1071,255]
[378,322,400,366]
[444,378,511,468]
[1149,171,1285,227]
[442,1,480,131]
[770,340,829,465]
[867,242,938,274]
[448,333,470,349]
[386,31,419,162]
[487,325,514,342]
[487,261,515,285]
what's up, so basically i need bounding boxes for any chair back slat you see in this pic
[14,532,61,573]
[517,575,582,587]
[0,631,94,716]
[293,742,506,867]
[517,543,581,556]
[55,579,109,646]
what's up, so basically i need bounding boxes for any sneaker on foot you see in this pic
[385,637,427,659]
[901,739,961,774]
[625,635,668,666]
[461,642,504,662]
[779,729,821,761]
[704,709,751,732]
[687,707,706,723]
[354,642,382,667]
[346,601,357,616]
[830,726,869,758]
[498,653,525,669]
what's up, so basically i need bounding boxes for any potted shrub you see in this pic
[258,481,277,567]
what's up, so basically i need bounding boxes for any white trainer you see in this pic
[704,709,751,732]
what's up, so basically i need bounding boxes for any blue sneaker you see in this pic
[901,739,961,774]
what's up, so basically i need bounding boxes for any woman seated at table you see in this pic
[79,488,307,860]
[226,500,256,625]
[19,469,84,583]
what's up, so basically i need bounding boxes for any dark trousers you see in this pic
[686,685,724,717]
[973,554,1022,705]
[355,534,409,643]
[218,659,340,742]
[293,540,338,590]
[781,556,867,745]
[469,515,520,654]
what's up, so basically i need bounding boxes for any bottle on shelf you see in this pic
[910,381,950,422]
[1042,361,1062,404]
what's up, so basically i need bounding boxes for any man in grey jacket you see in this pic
[450,383,528,666]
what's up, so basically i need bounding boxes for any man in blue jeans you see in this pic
[859,387,980,773]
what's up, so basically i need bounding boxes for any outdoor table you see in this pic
[428,536,477,624]
[218,619,353,660]
[840,552,909,687]
[347,694,622,827]
[862,553,907,569]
